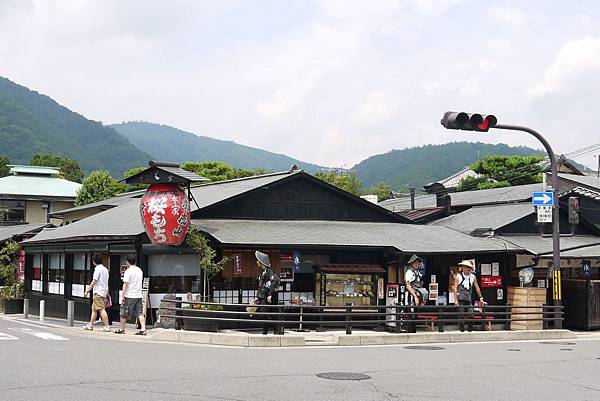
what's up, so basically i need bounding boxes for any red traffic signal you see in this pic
[441,111,497,132]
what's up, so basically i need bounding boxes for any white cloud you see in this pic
[527,36,600,97]
[487,5,526,25]
[0,1,598,170]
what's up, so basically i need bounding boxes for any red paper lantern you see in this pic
[140,183,190,246]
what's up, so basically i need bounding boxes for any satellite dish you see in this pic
[518,267,534,286]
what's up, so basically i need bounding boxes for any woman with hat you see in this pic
[452,260,485,332]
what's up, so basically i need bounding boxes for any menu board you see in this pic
[280,253,295,282]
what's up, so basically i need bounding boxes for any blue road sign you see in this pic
[532,191,554,206]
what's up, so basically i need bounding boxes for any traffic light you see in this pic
[440,111,497,132]
[568,196,580,225]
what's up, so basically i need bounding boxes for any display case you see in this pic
[316,273,375,307]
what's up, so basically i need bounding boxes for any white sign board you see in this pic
[537,206,552,223]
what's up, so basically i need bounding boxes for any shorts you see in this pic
[120,298,143,319]
[92,294,106,311]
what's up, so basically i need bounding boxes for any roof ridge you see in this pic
[190,170,296,188]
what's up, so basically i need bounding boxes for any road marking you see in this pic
[9,328,69,341]
[0,331,19,340]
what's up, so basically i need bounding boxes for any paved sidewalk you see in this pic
[2,313,579,347]
[3,314,151,339]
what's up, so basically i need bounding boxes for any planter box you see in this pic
[181,309,219,332]
[3,298,24,314]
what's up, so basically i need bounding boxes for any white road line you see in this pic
[0,331,19,340]
[9,328,69,341]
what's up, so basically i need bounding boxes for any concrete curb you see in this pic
[3,314,577,348]
[150,328,576,348]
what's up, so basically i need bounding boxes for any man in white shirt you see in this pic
[83,253,110,332]
[114,254,146,335]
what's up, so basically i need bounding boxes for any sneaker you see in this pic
[100,327,111,332]
[83,325,93,331]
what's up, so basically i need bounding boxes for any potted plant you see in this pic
[0,240,24,314]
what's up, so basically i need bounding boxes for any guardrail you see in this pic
[158,299,563,334]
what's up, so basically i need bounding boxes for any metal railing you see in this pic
[158,299,564,334]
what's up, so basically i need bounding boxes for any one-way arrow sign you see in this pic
[532,191,554,206]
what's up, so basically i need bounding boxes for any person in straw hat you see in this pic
[254,251,281,335]
[452,260,485,332]
[404,254,427,306]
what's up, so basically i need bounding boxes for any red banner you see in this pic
[480,276,503,288]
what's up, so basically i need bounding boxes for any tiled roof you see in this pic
[193,219,516,254]
[0,224,51,242]
[379,183,541,212]
[558,173,600,191]
[22,171,297,244]
[496,234,600,256]
[430,203,534,234]
[0,175,81,199]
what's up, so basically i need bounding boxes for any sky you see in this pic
[1,0,600,170]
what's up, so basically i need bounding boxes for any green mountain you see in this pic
[0,77,152,177]
[111,121,323,173]
[353,142,545,191]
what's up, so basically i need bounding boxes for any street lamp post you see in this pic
[440,113,562,308]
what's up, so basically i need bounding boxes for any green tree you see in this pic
[31,153,84,183]
[458,155,544,191]
[181,161,267,182]
[314,170,364,195]
[185,226,229,301]
[75,171,126,206]
[0,155,9,178]
[371,182,393,201]
[0,240,22,299]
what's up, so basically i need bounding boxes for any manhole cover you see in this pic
[539,342,576,345]
[507,349,521,352]
[404,346,445,350]
[316,372,371,381]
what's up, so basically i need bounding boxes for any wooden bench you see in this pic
[416,314,439,331]
[472,315,494,331]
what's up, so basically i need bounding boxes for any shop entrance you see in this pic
[107,255,122,323]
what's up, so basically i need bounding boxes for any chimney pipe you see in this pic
[409,187,416,210]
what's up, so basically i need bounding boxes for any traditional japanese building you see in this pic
[21,168,518,321]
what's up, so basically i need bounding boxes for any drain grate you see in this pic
[404,346,445,351]
[507,349,521,352]
[539,341,576,345]
[560,348,573,351]
[316,372,371,381]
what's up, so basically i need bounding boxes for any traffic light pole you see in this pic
[493,124,562,307]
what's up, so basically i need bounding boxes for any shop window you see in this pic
[0,200,25,223]
[71,253,87,297]
[48,253,64,295]
[148,254,201,293]
[31,254,42,292]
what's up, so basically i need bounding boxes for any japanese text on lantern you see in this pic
[141,184,191,246]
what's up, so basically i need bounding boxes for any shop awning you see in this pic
[316,264,386,274]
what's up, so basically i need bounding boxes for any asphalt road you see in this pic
[0,318,599,401]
